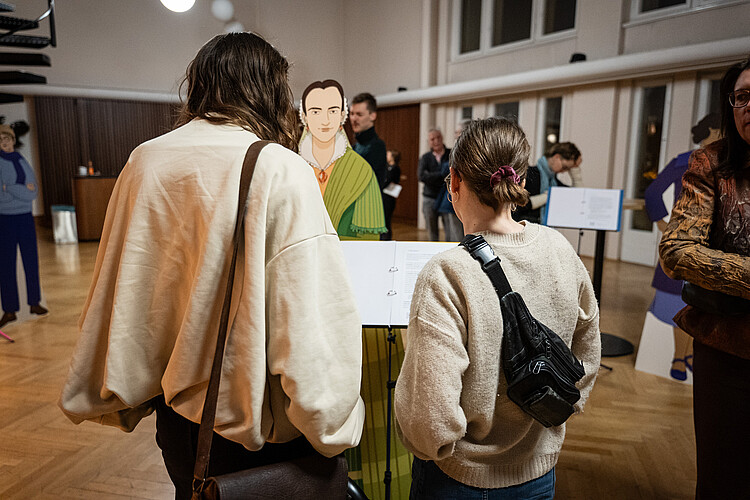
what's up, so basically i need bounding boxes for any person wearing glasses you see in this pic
[659,56,750,499]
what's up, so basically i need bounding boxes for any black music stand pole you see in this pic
[383,325,397,500]
[593,229,634,357]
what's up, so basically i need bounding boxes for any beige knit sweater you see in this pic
[394,223,600,488]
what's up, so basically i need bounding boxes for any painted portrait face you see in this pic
[304,86,344,144]
[0,133,15,153]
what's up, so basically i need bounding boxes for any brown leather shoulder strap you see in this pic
[192,140,271,494]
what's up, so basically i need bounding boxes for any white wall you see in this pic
[7,0,354,100]
[622,2,750,55]
[342,0,423,97]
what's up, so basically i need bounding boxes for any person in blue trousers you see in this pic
[0,124,48,328]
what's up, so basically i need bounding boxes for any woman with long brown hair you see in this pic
[59,32,365,499]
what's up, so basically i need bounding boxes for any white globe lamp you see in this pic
[160,0,195,13]
[211,0,235,22]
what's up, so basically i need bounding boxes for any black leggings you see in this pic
[154,396,317,500]
[692,341,750,500]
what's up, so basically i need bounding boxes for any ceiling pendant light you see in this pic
[211,0,234,22]
[160,0,196,13]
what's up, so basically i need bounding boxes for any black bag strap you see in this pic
[460,234,512,298]
[192,140,271,495]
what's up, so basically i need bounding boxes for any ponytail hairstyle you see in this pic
[450,117,530,210]
[176,32,300,152]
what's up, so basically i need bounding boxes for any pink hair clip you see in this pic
[490,165,520,187]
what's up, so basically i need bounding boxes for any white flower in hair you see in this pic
[341,97,349,125]
[299,99,306,126]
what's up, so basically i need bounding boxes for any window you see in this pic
[707,79,722,116]
[543,0,577,34]
[640,0,685,12]
[460,0,482,54]
[695,75,722,126]
[495,101,519,123]
[461,106,474,120]
[457,0,576,55]
[631,85,667,231]
[492,0,532,46]
[543,96,562,154]
[630,0,741,20]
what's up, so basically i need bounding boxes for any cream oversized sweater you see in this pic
[59,119,365,457]
[394,223,600,488]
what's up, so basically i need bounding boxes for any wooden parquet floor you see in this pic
[0,221,695,499]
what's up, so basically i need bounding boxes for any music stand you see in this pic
[342,241,455,500]
[545,187,634,357]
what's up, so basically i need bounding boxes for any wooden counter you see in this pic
[72,175,117,240]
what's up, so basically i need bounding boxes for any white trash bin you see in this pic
[51,205,78,244]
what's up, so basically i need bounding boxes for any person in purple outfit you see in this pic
[643,112,720,381]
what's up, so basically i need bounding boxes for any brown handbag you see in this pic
[191,141,349,500]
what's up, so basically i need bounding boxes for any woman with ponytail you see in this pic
[395,118,601,499]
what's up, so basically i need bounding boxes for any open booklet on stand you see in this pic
[340,241,455,328]
[544,187,623,231]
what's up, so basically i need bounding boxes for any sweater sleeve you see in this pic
[568,166,583,187]
[4,182,38,201]
[265,235,365,457]
[1,158,38,202]
[570,256,601,413]
[659,150,750,300]
[394,260,469,461]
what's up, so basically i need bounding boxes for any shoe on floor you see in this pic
[670,358,687,381]
[30,304,48,316]
[0,312,17,328]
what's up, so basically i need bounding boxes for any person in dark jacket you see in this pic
[350,92,387,190]
[381,149,402,240]
[418,128,462,241]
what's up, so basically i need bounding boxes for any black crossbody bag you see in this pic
[460,234,586,428]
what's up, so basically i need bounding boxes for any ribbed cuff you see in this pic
[436,452,559,489]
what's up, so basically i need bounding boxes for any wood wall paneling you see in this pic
[375,104,420,223]
[33,96,175,225]
[345,104,420,224]
[34,96,81,225]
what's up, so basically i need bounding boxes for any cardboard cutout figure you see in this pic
[299,80,385,240]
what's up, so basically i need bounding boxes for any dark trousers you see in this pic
[381,194,396,241]
[410,457,554,499]
[154,396,318,500]
[693,341,750,499]
[0,213,41,312]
